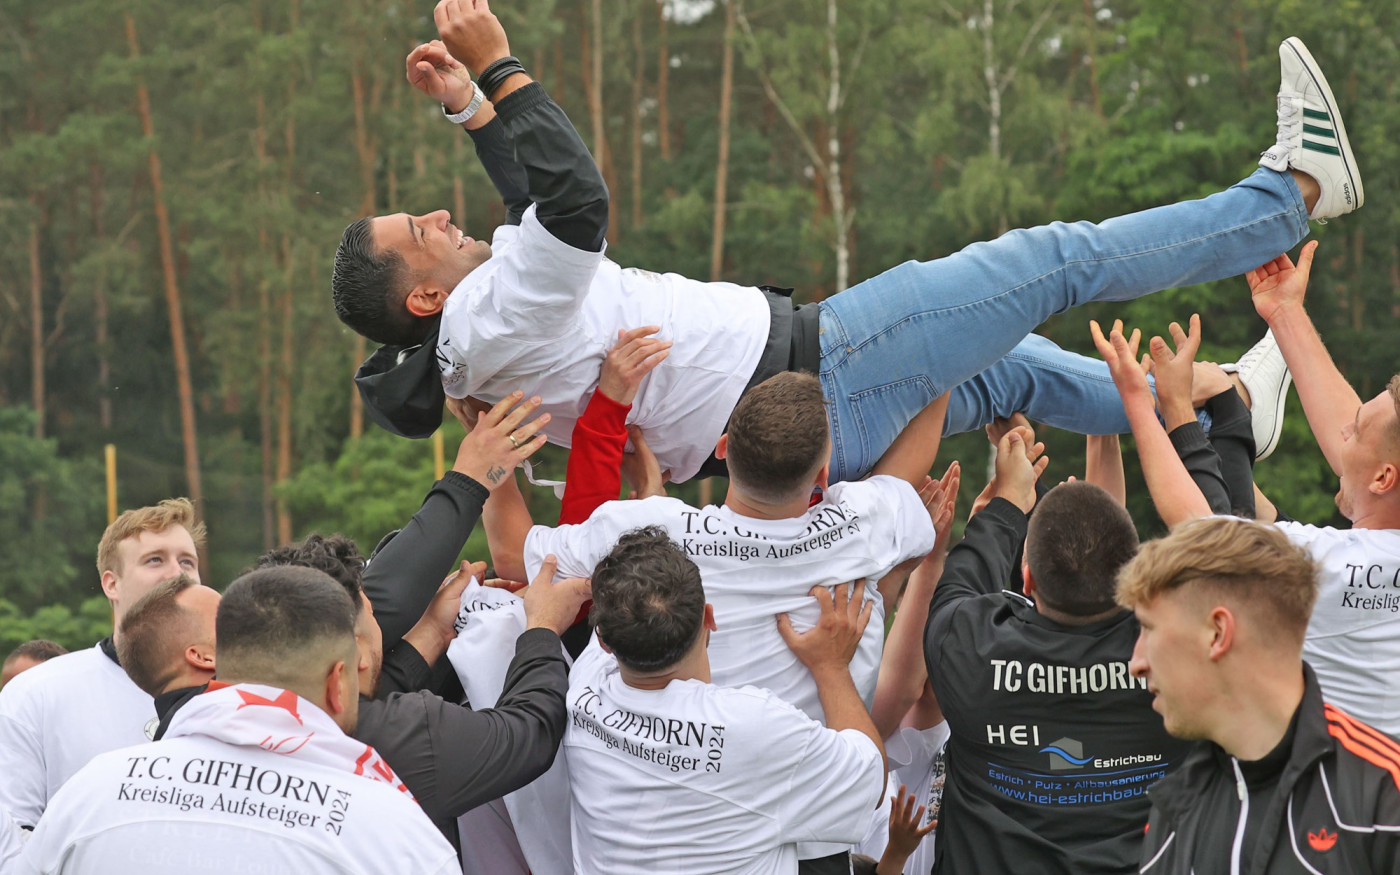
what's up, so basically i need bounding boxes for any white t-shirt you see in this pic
[526,477,936,724]
[21,736,458,875]
[0,644,153,827]
[437,205,770,483]
[1277,521,1400,735]
[0,802,24,872]
[853,723,949,875]
[564,639,884,874]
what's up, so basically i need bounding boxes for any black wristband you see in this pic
[478,55,527,101]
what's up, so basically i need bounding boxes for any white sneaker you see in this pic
[1258,37,1363,219]
[1221,330,1292,460]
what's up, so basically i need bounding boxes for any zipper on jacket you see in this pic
[1229,757,1248,875]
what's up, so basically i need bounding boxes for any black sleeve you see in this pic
[924,499,1027,670]
[467,116,531,226]
[424,628,569,814]
[376,640,433,698]
[1167,422,1233,516]
[494,82,608,252]
[362,471,489,648]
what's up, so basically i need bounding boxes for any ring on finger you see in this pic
[508,433,519,449]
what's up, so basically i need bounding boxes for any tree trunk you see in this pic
[657,0,671,160]
[29,200,44,438]
[824,0,851,292]
[91,165,112,430]
[349,62,376,439]
[583,0,620,243]
[126,12,204,522]
[276,235,295,545]
[710,0,736,282]
[631,3,646,228]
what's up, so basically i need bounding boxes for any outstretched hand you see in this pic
[1147,314,1201,427]
[406,41,473,112]
[434,0,512,77]
[599,327,671,407]
[883,784,938,866]
[522,555,592,636]
[992,427,1048,513]
[1090,319,1153,408]
[451,390,550,490]
[777,580,873,674]
[1248,241,1317,324]
[620,426,668,499]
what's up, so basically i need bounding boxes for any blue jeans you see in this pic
[817,168,1309,482]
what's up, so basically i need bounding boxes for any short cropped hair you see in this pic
[4,640,66,667]
[591,527,706,673]
[216,566,359,688]
[117,575,203,697]
[1117,517,1319,644]
[332,217,432,347]
[254,534,365,612]
[1025,482,1139,617]
[725,372,831,504]
[96,498,206,576]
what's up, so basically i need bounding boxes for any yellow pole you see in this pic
[433,430,446,480]
[105,444,118,523]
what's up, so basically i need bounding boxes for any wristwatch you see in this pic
[443,80,484,125]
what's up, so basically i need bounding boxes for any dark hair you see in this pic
[216,566,358,684]
[116,575,202,697]
[4,639,67,666]
[1025,482,1139,617]
[332,217,433,346]
[590,527,706,672]
[725,372,831,504]
[255,534,364,612]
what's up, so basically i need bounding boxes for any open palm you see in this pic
[1248,241,1317,323]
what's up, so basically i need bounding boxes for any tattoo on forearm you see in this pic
[486,465,507,485]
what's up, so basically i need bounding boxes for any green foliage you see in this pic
[0,597,112,657]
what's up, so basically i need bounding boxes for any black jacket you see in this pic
[1140,665,1400,874]
[356,628,569,851]
[923,498,1193,874]
[357,81,609,439]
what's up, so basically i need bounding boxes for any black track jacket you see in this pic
[923,498,1192,874]
[1140,665,1400,874]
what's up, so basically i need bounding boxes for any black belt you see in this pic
[693,286,821,480]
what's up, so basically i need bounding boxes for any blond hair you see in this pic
[1117,517,1319,643]
[96,498,206,576]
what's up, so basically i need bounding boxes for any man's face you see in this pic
[355,599,384,700]
[103,526,200,625]
[1335,392,1400,520]
[1,656,43,687]
[369,209,492,306]
[1129,590,1220,741]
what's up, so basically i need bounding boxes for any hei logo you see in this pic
[1040,736,1094,771]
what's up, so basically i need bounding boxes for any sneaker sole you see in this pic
[1284,37,1364,211]
[1255,369,1293,461]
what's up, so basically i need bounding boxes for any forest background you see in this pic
[2,0,1396,652]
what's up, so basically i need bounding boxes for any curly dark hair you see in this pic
[254,533,365,612]
[590,527,706,672]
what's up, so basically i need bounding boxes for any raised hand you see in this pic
[451,390,550,490]
[598,326,672,406]
[406,41,473,112]
[620,426,668,499]
[992,427,1048,513]
[434,0,512,77]
[984,412,1031,448]
[1248,241,1317,324]
[1090,318,1153,405]
[881,784,938,870]
[1147,314,1201,428]
[929,461,960,556]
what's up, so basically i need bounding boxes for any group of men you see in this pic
[4,1,1400,872]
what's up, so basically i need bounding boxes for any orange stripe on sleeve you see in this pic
[1325,704,1400,761]
[1327,723,1400,792]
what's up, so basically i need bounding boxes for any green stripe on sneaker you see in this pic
[1303,139,1341,155]
[1303,123,1335,138]
[1303,108,1330,121]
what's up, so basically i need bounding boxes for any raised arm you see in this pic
[1249,242,1361,472]
[871,463,958,740]
[870,394,950,487]
[1090,319,1213,527]
[437,0,608,252]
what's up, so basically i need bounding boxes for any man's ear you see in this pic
[100,570,119,602]
[404,284,449,318]
[703,603,717,633]
[326,660,348,716]
[714,434,728,461]
[1207,606,1236,662]
[1370,462,1399,496]
[815,463,830,491]
[1022,565,1037,599]
[184,643,216,672]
